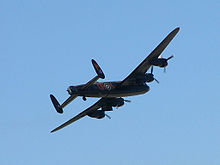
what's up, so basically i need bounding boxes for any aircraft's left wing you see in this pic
[50,98,105,133]
[120,27,180,85]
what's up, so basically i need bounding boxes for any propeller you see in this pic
[150,66,159,84]
[154,78,160,84]
[105,114,111,119]
[115,98,131,109]
[167,55,174,60]
[164,55,174,73]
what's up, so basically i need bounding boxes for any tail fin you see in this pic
[50,94,63,114]
[91,59,105,79]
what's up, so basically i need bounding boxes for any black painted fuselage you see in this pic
[67,81,150,98]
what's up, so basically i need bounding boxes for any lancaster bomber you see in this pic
[50,27,180,133]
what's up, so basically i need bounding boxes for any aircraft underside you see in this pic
[68,83,150,98]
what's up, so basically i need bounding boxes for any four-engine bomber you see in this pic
[50,27,180,133]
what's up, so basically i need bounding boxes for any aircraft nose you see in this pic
[67,87,72,95]
[67,86,78,95]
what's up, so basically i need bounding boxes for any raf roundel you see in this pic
[104,83,111,90]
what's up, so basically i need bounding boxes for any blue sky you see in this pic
[1,0,220,164]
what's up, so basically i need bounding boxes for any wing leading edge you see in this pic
[50,98,105,133]
[120,27,180,85]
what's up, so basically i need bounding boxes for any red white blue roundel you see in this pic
[104,83,111,90]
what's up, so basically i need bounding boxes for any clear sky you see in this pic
[1,0,220,164]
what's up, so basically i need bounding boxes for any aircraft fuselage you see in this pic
[67,81,150,98]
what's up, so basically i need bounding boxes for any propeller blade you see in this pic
[154,78,160,84]
[124,99,131,103]
[151,66,153,74]
[164,67,166,73]
[167,55,174,61]
[105,114,111,119]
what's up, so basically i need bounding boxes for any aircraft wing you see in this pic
[51,98,105,133]
[120,27,180,85]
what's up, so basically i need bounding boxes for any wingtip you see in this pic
[175,27,180,32]
[91,59,95,63]
[50,128,57,133]
[169,27,180,37]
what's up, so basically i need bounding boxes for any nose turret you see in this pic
[67,86,78,95]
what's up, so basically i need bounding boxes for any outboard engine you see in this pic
[150,58,168,67]
[150,55,174,72]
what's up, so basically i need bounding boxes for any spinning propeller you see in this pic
[150,66,159,84]
[124,99,131,103]
[105,114,111,119]
[106,98,131,118]
[163,55,174,73]
[115,98,131,109]
[167,55,174,60]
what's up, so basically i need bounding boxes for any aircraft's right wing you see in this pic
[120,27,180,85]
[50,98,105,133]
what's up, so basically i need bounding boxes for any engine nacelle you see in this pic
[145,73,154,83]
[99,98,125,108]
[135,74,154,83]
[150,58,168,68]
[87,110,105,119]
[111,98,125,107]
[102,106,113,111]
